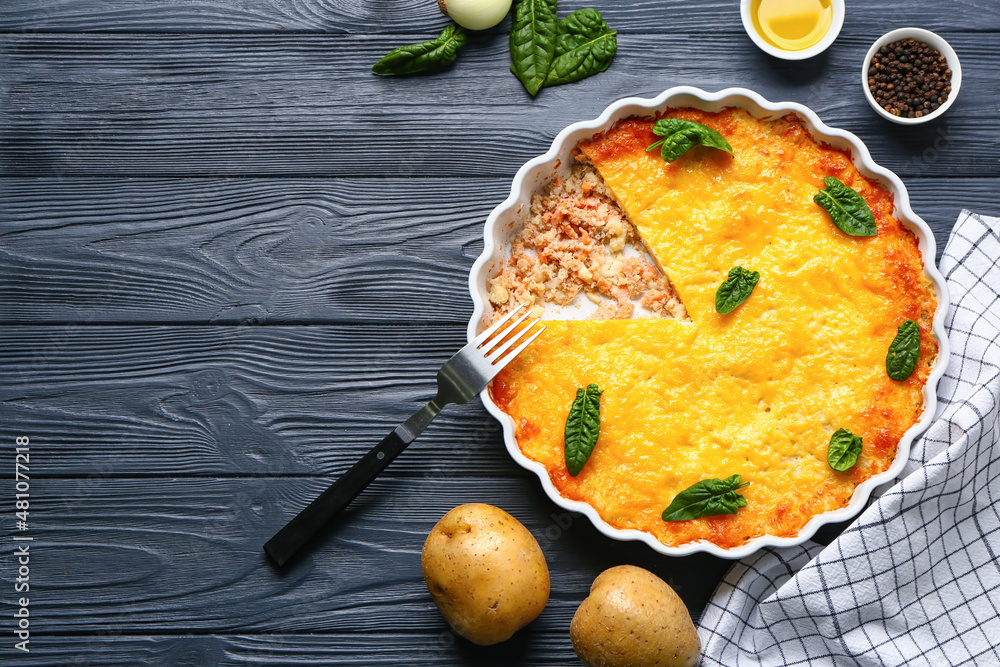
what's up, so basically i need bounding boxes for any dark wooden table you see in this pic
[1,1,998,664]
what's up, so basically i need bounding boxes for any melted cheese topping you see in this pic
[492,108,937,549]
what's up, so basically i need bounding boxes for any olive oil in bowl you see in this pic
[750,0,834,53]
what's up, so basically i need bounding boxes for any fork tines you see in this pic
[477,303,546,366]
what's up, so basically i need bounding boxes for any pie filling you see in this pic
[489,107,938,549]
[487,163,688,324]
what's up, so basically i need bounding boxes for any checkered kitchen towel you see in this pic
[698,210,1000,666]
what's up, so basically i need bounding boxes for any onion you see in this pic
[438,0,512,31]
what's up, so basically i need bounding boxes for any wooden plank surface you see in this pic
[1,0,998,33]
[0,476,735,661]
[0,325,505,475]
[0,177,498,324]
[1,33,995,177]
[1,0,999,664]
[0,177,988,324]
[0,634,585,666]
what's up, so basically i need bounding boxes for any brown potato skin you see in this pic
[422,503,549,645]
[571,565,700,667]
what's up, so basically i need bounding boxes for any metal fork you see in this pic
[263,303,545,567]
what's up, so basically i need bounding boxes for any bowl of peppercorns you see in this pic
[863,27,961,124]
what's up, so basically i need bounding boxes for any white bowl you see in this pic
[740,0,845,60]
[467,87,951,559]
[862,28,962,125]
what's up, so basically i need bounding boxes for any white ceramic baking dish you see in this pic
[467,86,951,559]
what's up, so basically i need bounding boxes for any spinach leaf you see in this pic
[509,0,558,96]
[371,24,467,76]
[646,118,734,162]
[662,475,749,522]
[813,177,877,237]
[827,428,863,472]
[886,320,921,381]
[544,9,617,87]
[564,383,603,476]
[715,266,760,314]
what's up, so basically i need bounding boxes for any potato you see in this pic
[422,503,549,645]
[571,565,700,667]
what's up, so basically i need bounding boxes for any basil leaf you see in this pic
[813,177,877,237]
[554,9,603,54]
[886,319,921,381]
[827,428,863,472]
[564,383,603,476]
[715,266,760,314]
[509,0,558,96]
[371,24,467,76]
[662,475,749,522]
[544,9,617,87]
[646,118,733,162]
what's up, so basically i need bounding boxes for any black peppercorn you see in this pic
[868,38,952,118]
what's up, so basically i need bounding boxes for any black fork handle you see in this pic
[263,400,441,567]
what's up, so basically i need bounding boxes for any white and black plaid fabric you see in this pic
[698,210,1000,666]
